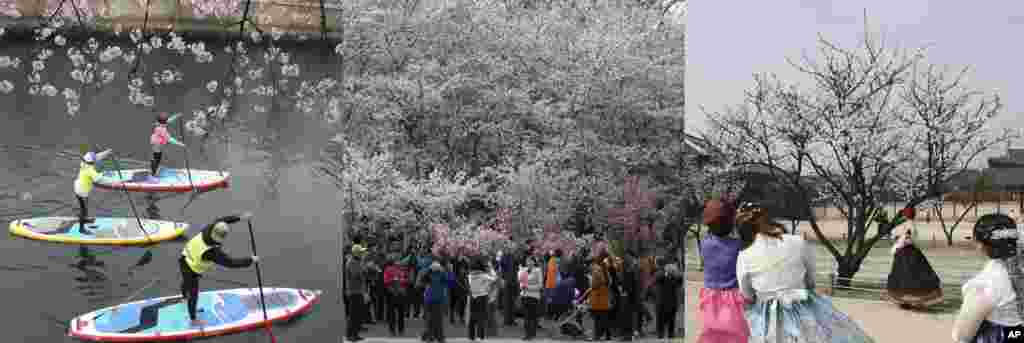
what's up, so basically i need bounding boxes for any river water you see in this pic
[0,103,350,341]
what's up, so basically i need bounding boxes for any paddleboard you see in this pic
[8,217,187,245]
[94,168,229,193]
[69,288,322,342]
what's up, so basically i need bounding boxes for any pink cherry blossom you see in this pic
[191,0,241,18]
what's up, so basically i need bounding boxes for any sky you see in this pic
[687,0,1024,156]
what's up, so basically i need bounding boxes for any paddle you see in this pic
[106,148,154,245]
[176,113,197,193]
[246,216,277,343]
[91,278,162,320]
[177,113,200,216]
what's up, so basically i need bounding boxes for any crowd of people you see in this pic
[337,196,1024,343]
[341,237,685,342]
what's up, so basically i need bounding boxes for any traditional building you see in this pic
[985,148,1024,212]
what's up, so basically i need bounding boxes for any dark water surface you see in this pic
[0,107,348,342]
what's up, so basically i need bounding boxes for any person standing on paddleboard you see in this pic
[74,148,113,231]
[179,212,259,327]
[150,112,185,182]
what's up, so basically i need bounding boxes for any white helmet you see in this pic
[82,152,96,163]
[211,222,230,243]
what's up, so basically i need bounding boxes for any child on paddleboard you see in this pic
[74,148,113,230]
[150,112,185,182]
[179,212,259,327]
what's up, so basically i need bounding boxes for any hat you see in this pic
[974,213,1018,259]
[82,152,96,164]
[430,261,442,272]
[211,222,230,243]
[351,244,368,257]
[703,199,736,226]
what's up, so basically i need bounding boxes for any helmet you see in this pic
[211,222,230,243]
[973,213,1018,259]
[82,152,97,164]
[157,112,170,124]
[351,244,368,257]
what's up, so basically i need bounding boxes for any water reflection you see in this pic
[242,109,305,202]
[144,193,162,220]
[70,246,112,304]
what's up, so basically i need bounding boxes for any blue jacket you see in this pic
[425,270,450,304]
[416,256,433,277]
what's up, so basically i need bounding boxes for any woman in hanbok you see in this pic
[885,225,944,309]
[697,198,749,343]
[735,202,875,343]
[952,213,1024,342]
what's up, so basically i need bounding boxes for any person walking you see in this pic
[696,198,749,342]
[345,244,371,342]
[413,250,433,319]
[468,257,498,341]
[383,254,411,336]
[952,213,1024,342]
[521,256,544,341]
[585,244,614,342]
[736,202,874,343]
[551,264,577,321]
[655,261,684,339]
[450,256,470,326]
[421,261,450,343]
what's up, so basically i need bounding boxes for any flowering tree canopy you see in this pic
[704,19,1011,285]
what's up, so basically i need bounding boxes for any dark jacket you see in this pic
[198,215,253,268]
[551,273,576,305]
[655,268,683,306]
[423,269,450,304]
[620,257,640,304]
[345,257,368,295]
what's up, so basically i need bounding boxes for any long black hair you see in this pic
[972,213,1024,320]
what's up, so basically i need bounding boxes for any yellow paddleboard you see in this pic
[9,217,187,245]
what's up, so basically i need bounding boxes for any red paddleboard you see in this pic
[69,288,321,342]
[94,168,229,193]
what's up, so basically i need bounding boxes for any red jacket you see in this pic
[384,265,411,289]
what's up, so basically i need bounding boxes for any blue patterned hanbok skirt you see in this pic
[745,289,875,343]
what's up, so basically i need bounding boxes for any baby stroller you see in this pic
[555,290,589,340]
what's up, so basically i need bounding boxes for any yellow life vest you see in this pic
[182,234,215,274]
[74,162,100,195]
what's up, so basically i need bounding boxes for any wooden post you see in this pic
[338,209,346,343]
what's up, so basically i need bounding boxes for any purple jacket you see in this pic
[700,235,741,289]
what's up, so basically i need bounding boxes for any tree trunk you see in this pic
[694,227,704,270]
[834,256,862,288]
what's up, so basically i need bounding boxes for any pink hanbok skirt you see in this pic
[698,287,750,343]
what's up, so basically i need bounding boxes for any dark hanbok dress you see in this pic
[885,233,943,307]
